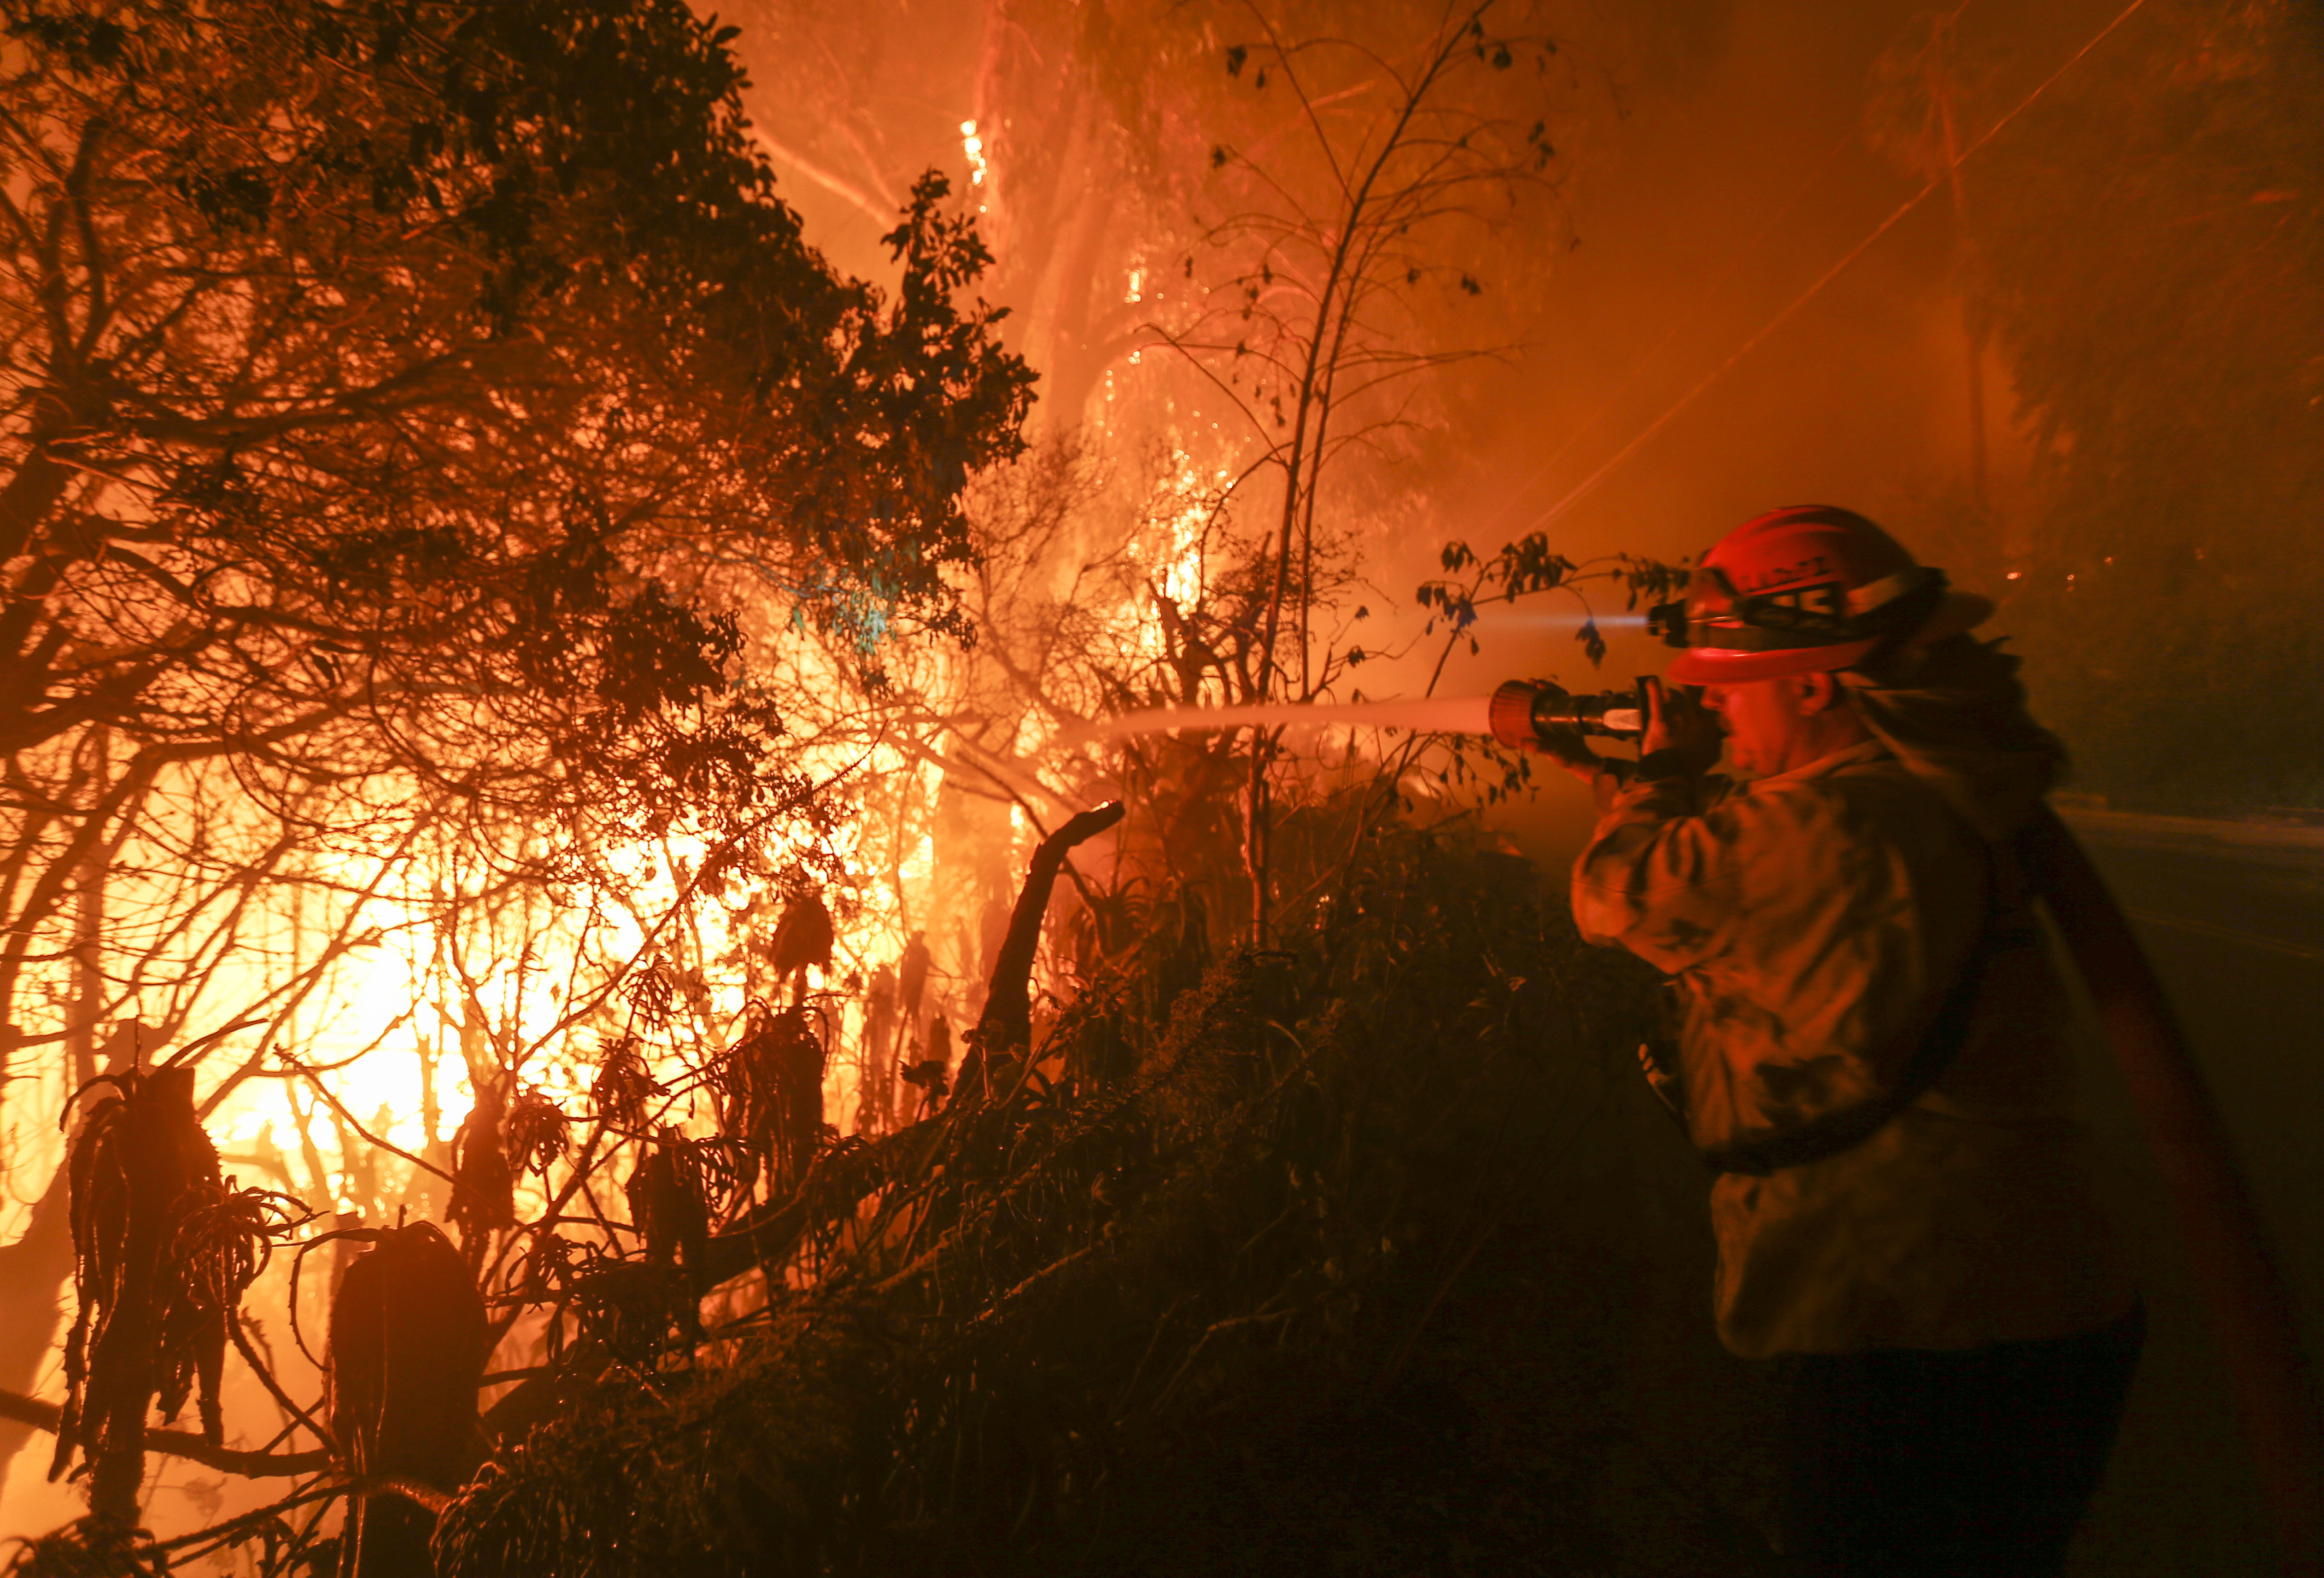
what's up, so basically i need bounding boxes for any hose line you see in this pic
[2018,805,2324,1578]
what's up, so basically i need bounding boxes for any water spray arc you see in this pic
[1057,696,1494,748]
[1052,680,1651,754]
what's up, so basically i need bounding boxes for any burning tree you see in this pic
[0,0,1028,1544]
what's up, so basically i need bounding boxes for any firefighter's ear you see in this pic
[1793,671,1844,716]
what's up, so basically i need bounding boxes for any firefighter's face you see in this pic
[1700,672,1841,776]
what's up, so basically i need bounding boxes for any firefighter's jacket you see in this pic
[1572,739,2134,1358]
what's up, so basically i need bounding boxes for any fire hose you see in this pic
[2016,806,2324,1578]
[1491,678,2324,1576]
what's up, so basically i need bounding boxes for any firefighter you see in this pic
[1547,505,2141,1577]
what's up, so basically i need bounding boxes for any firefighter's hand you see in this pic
[1639,677,1722,779]
[1545,728,1635,809]
[1538,725,1604,785]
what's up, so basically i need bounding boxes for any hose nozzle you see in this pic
[1488,679,1649,749]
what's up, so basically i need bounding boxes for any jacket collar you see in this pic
[1748,737,1894,789]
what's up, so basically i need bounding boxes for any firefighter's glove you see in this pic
[1636,676,1722,782]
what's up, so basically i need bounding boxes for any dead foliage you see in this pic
[591,1037,663,1132]
[713,1005,831,1199]
[51,1066,229,1523]
[0,1519,167,1578]
[448,1085,517,1261]
[501,1088,572,1177]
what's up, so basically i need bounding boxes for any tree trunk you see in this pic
[950,801,1124,1104]
[332,1223,489,1577]
[0,1163,72,1485]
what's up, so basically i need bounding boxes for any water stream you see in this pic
[1054,695,1497,748]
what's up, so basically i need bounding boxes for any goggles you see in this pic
[1648,565,1950,655]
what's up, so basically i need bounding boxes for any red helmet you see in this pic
[1665,505,1992,684]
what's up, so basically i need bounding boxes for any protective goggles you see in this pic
[1646,564,1949,653]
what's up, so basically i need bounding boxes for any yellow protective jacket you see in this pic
[1572,739,2134,1359]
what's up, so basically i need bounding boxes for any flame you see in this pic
[173,772,931,1223]
[961,118,988,189]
